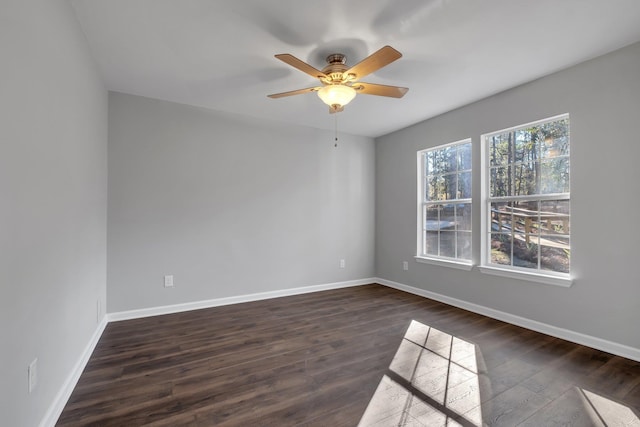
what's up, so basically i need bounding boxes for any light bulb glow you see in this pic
[317,85,356,107]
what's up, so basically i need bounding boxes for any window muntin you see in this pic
[418,140,472,263]
[483,115,570,277]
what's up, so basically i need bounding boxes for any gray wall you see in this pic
[107,93,375,312]
[0,0,108,426]
[376,42,640,349]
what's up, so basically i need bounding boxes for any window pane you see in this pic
[426,151,437,176]
[540,200,570,235]
[539,237,570,273]
[457,232,472,260]
[440,204,456,227]
[456,203,472,231]
[429,149,450,175]
[511,200,538,235]
[540,158,570,194]
[426,205,440,229]
[427,176,444,201]
[538,199,571,273]
[440,146,457,174]
[490,202,513,233]
[426,231,439,256]
[458,171,472,199]
[540,119,569,159]
[490,166,509,197]
[514,130,532,164]
[541,136,569,159]
[513,233,539,270]
[513,162,538,196]
[440,231,455,258]
[441,174,457,200]
[491,233,511,265]
[489,135,509,167]
[458,143,472,171]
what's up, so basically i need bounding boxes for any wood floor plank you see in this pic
[56,284,640,426]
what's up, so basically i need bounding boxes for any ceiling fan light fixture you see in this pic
[317,84,356,108]
[268,46,407,113]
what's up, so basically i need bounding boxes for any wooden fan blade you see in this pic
[275,54,327,80]
[353,82,408,98]
[345,46,402,81]
[267,87,322,99]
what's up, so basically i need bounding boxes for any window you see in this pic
[417,139,472,267]
[481,114,570,285]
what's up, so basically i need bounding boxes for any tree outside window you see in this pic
[484,115,570,275]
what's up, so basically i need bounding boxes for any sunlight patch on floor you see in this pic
[580,388,640,427]
[358,320,482,426]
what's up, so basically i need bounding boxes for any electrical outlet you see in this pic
[96,299,101,323]
[164,275,174,288]
[339,259,346,269]
[403,261,409,271]
[28,358,38,393]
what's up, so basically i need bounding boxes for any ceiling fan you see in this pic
[267,45,408,113]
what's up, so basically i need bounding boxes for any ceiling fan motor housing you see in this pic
[321,54,353,85]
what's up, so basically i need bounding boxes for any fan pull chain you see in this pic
[334,113,338,148]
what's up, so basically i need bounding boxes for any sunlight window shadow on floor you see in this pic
[579,389,639,426]
[518,386,640,426]
[358,320,482,426]
[357,320,640,427]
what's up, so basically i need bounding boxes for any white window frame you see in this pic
[416,138,473,270]
[480,114,572,287]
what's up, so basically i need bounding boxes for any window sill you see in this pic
[414,256,473,271]
[478,265,573,287]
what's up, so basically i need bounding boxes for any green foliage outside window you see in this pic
[486,116,570,275]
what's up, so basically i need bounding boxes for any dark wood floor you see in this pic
[57,284,640,426]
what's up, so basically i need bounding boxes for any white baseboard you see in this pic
[108,278,376,322]
[39,315,109,427]
[376,277,640,363]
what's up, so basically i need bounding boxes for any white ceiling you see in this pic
[70,0,640,138]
